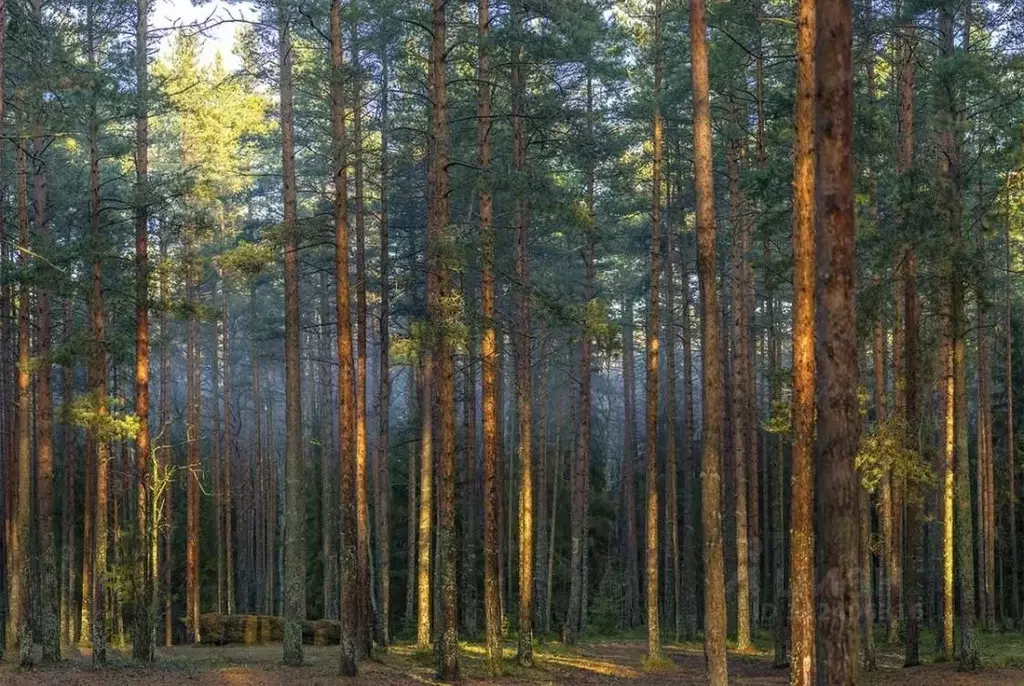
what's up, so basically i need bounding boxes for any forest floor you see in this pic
[2,630,1024,684]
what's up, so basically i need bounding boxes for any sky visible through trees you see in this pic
[1,0,1024,683]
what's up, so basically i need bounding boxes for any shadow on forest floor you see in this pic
[1,631,1023,684]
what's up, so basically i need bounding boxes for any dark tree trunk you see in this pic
[279,6,305,666]
[813,0,862,678]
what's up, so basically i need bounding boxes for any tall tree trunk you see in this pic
[644,0,663,659]
[690,0,728,678]
[60,313,77,646]
[185,231,200,644]
[678,233,697,640]
[533,338,549,638]
[425,0,459,676]
[941,307,955,660]
[954,289,980,668]
[330,0,357,674]
[461,335,479,638]
[564,69,596,645]
[1006,188,1019,626]
[405,368,418,629]
[416,360,434,649]
[132,0,152,660]
[814,0,862,679]
[621,302,640,629]
[476,0,501,670]
[214,290,224,616]
[510,0,534,663]
[31,0,57,658]
[221,282,235,616]
[86,17,113,653]
[374,42,392,649]
[350,21,373,660]
[790,0,816,679]
[279,6,305,666]
[12,103,33,666]
[727,95,751,653]
[664,216,680,643]
[897,13,922,665]
[0,2,8,657]
[976,209,996,633]
[545,389,566,635]
[159,232,172,646]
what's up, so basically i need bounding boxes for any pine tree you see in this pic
[690,0,727,678]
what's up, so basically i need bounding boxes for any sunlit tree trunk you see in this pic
[350,21,373,660]
[330,0,357,673]
[476,0,500,670]
[131,0,151,661]
[644,0,663,659]
[425,0,458,676]
[690,0,727,678]
[279,5,305,665]
[790,0,816,679]
[509,0,533,663]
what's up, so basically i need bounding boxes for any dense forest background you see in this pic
[1,0,1024,682]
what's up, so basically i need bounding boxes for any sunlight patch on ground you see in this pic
[539,653,642,678]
